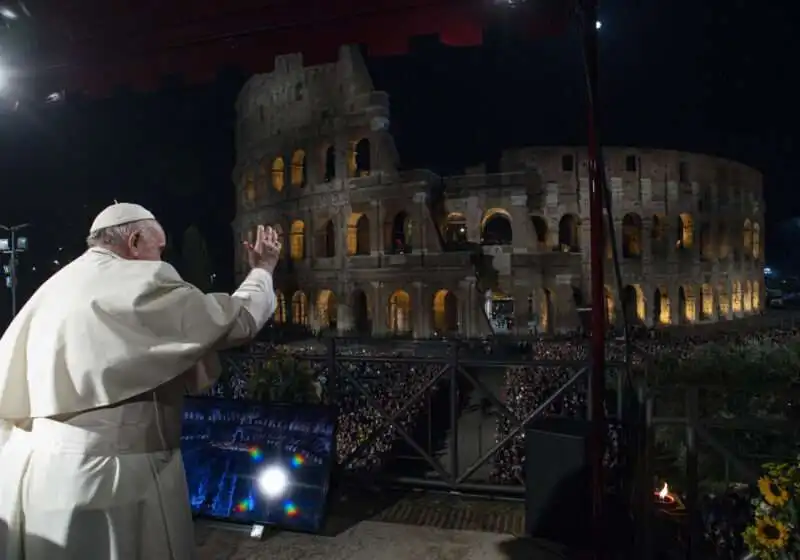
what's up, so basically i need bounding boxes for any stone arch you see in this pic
[443,212,468,246]
[558,214,581,252]
[323,145,336,182]
[271,157,285,192]
[530,216,548,247]
[743,219,753,256]
[700,283,714,320]
[387,289,412,334]
[386,210,413,253]
[289,220,305,260]
[292,291,308,325]
[347,213,370,256]
[653,287,670,325]
[351,289,370,334]
[317,290,338,329]
[678,213,694,249]
[752,223,761,259]
[752,280,761,310]
[486,289,515,333]
[744,280,753,312]
[717,282,731,319]
[622,284,645,324]
[481,208,513,246]
[291,149,306,186]
[274,290,287,323]
[604,285,615,325]
[348,138,371,177]
[651,213,667,256]
[432,289,458,333]
[315,219,336,258]
[678,285,695,324]
[622,213,643,259]
[732,280,743,313]
[717,223,731,260]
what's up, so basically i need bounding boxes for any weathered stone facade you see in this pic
[232,46,765,337]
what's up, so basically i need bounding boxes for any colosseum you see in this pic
[232,46,765,337]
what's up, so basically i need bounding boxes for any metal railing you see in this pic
[636,382,800,559]
[216,338,631,496]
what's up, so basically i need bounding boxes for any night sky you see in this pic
[0,0,795,321]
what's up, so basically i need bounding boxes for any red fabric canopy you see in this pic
[19,0,571,95]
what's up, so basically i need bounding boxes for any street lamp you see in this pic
[0,223,29,317]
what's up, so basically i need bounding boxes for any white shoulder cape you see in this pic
[0,248,254,419]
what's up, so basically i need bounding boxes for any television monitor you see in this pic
[181,396,336,533]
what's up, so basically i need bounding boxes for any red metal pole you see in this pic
[580,0,607,556]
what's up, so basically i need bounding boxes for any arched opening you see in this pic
[291,150,306,187]
[292,291,308,325]
[699,223,713,261]
[604,286,615,325]
[349,138,371,177]
[351,289,370,334]
[558,214,580,252]
[432,289,458,334]
[744,280,753,312]
[271,157,285,192]
[387,211,412,253]
[679,286,695,324]
[743,219,753,257]
[290,220,305,260]
[622,284,645,324]
[752,223,761,259]
[531,216,548,248]
[443,212,468,247]
[622,213,643,258]
[244,170,256,203]
[752,280,761,310]
[274,290,287,323]
[651,214,667,256]
[347,213,371,256]
[317,290,338,329]
[732,280,743,313]
[653,288,670,325]
[486,290,514,333]
[540,289,554,334]
[387,290,411,334]
[316,219,336,258]
[572,286,586,308]
[700,284,714,320]
[324,145,336,182]
[717,223,730,260]
[480,209,513,246]
[718,283,731,319]
[678,213,694,249]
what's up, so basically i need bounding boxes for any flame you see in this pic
[658,483,669,499]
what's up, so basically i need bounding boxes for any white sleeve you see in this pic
[214,267,276,349]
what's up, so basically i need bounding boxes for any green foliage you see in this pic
[181,225,212,292]
[743,461,800,559]
[246,348,320,404]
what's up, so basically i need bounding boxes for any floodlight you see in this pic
[257,465,289,498]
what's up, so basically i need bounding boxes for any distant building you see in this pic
[232,46,765,337]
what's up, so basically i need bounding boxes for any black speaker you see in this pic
[525,418,591,548]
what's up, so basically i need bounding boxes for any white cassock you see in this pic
[0,244,276,559]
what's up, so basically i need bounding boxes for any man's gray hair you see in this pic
[86,219,156,248]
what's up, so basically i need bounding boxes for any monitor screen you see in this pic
[181,396,336,533]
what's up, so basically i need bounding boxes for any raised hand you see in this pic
[243,225,282,272]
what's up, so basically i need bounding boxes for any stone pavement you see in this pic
[195,491,573,560]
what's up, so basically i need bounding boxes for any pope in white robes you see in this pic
[0,203,281,559]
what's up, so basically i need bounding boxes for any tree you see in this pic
[246,348,320,404]
[181,225,212,292]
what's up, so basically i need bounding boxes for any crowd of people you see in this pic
[213,323,800,484]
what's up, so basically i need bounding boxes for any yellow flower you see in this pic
[754,517,790,550]
[758,476,790,507]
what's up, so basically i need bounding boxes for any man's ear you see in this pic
[129,231,141,250]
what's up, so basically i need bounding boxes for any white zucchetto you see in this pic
[89,203,156,234]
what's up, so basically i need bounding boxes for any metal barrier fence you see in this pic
[214,338,632,496]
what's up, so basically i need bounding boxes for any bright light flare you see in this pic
[257,465,289,499]
[595,20,602,30]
